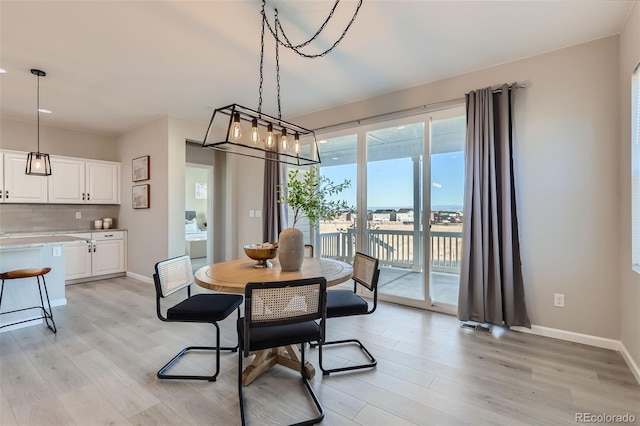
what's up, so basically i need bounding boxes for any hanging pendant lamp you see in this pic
[202,0,362,166]
[25,68,52,176]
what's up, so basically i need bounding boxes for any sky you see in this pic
[321,151,465,210]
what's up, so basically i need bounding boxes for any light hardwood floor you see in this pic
[1,276,639,425]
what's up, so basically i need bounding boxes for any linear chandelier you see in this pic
[202,0,363,166]
[26,68,52,176]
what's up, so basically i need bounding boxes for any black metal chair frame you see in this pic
[316,252,379,375]
[0,268,56,333]
[238,277,327,426]
[154,255,242,382]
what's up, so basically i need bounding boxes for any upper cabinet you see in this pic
[2,151,48,203]
[0,150,121,205]
[49,156,120,204]
[85,160,120,204]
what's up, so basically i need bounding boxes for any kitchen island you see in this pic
[0,235,86,332]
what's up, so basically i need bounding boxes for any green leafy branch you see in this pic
[278,168,353,228]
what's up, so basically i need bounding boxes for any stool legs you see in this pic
[36,275,56,333]
[0,274,57,334]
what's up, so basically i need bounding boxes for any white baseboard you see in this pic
[511,324,620,350]
[620,341,640,385]
[512,324,640,385]
[51,297,67,308]
[125,271,153,284]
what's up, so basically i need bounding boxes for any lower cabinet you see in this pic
[92,231,126,276]
[64,233,92,280]
[64,231,126,282]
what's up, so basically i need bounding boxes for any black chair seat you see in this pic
[167,293,243,322]
[317,252,379,376]
[154,255,242,382]
[237,318,321,352]
[326,290,368,317]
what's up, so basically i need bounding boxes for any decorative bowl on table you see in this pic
[243,244,278,268]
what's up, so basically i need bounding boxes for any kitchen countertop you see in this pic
[0,229,126,238]
[0,235,91,250]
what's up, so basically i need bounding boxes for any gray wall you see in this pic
[618,2,640,375]
[289,36,623,341]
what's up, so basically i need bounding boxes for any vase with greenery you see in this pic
[277,168,352,270]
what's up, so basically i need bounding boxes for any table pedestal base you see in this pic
[242,344,315,386]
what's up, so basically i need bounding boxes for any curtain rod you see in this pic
[312,82,526,134]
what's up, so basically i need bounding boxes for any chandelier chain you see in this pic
[258,10,266,114]
[262,0,363,59]
[275,9,281,119]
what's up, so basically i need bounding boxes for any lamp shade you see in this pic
[25,152,52,176]
[201,104,321,166]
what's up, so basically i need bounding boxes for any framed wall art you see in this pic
[132,155,150,182]
[132,184,150,209]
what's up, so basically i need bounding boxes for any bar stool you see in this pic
[0,267,57,333]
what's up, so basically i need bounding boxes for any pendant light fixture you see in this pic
[202,0,363,166]
[25,68,52,176]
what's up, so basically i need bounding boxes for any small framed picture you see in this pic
[132,155,150,182]
[132,184,150,209]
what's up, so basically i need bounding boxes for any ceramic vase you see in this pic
[278,227,304,271]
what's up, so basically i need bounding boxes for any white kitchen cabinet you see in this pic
[1,151,48,203]
[63,231,126,281]
[48,157,85,203]
[86,161,120,204]
[49,156,120,204]
[63,233,92,280]
[92,231,126,276]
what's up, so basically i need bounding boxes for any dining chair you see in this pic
[316,251,379,375]
[153,255,243,381]
[304,244,314,257]
[238,277,327,426]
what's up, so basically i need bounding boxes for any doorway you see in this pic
[185,162,213,271]
[316,104,466,313]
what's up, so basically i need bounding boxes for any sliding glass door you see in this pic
[316,105,465,312]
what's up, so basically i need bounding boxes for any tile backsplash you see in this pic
[0,204,120,233]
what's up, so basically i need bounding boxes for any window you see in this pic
[633,64,640,273]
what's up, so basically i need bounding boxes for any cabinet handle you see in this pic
[87,193,90,200]
[82,193,85,201]
[0,190,3,198]
[93,244,96,253]
[5,191,8,199]
[104,234,114,237]
[88,244,91,253]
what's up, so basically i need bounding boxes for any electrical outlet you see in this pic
[75,211,81,219]
[553,293,565,307]
[52,246,62,256]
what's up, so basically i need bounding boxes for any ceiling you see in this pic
[0,0,634,138]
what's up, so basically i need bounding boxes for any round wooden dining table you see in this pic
[194,256,353,386]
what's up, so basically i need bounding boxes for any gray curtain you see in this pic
[263,153,287,243]
[457,84,530,328]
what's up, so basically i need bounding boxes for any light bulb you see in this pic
[251,118,259,144]
[281,129,288,151]
[34,155,42,170]
[294,133,300,153]
[266,123,274,148]
[231,113,242,140]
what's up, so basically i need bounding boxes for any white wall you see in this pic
[1,117,117,160]
[619,2,640,375]
[291,37,622,340]
[117,116,169,278]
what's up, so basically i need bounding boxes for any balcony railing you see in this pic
[319,229,463,273]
